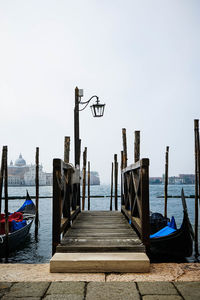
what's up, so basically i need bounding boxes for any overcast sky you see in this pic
[0,0,200,183]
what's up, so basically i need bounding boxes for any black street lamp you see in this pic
[74,87,105,167]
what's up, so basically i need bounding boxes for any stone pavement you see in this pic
[0,281,200,299]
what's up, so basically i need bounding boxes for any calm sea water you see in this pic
[0,184,199,263]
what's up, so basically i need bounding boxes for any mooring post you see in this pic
[35,147,39,238]
[134,131,140,163]
[88,161,90,210]
[114,154,118,211]
[82,147,87,210]
[164,146,169,218]
[121,150,125,206]
[194,119,199,257]
[52,159,62,255]
[74,87,80,167]
[122,128,127,168]
[0,149,4,215]
[64,136,70,163]
[79,139,81,165]
[110,162,114,211]
[63,137,71,227]
[3,146,9,262]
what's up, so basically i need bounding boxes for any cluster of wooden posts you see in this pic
[162,119,200,259]
[110,128,150,248]
[110,129,141,211]
[0,146,40,260]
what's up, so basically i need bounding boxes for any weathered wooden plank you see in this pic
[72,224,131,229]
[67,230,137,234]
[56,245,145,253]
[73,220,129,224]
[67,233,138,239]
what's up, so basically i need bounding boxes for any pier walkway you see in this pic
[51,157,150,272]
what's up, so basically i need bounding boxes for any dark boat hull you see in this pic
[0,219,33,257]
[150,212,193,258]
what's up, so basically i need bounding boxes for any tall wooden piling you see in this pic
[64,136,70,163]
[82,147,87,210]
[121,150,125,206]
[74,87,80,167]
[114,154,118,211]
[79,139,81,164]
[3,146,9,261]
[35,147,39,238]
[110,162,114,211]
[194,119,199,257]
[134,131,140,163]
[122,128,127,168]
[164,146,169,218]
[0,149,4,215]
[88,161,90,210]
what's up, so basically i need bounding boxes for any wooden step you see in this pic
[50,252,150,273]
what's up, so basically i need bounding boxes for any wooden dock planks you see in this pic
[51,211,149,272]
[56,211,145,253]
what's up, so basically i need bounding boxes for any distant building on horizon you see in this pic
[8,154,52,186]
[161,174,195,185]
[149,177,162,184]
[8,154,100,186]
[80,171,100,185]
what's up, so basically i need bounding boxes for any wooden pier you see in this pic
[50,148,150,272]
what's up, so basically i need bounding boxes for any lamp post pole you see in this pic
[74,87,80,167]
[73,86,105,210]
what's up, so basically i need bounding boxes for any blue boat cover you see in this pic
[11,220,27,232]
[17,199,34,212]
[150,216,177,238]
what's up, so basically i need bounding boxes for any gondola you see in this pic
[0,191,35,257]
[149,188,194,259]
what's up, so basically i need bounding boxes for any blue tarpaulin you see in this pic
[17,199,33,212]
[11,220,27,232]
[150,216,177,238]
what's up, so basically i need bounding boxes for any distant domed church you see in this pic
[15,153,26,167]
[8,154,52,186]
[8,154,29,185]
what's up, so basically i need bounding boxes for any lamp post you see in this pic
[74,86,105,168]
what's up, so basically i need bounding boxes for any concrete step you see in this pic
[50,252,150,273]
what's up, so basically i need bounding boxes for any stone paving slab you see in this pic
[0,282,13,298]
[44,296,84,300]
[2,297,40,300]
[86,282,140,300]
[174,282,200,300]
[1,282,50,298]
[46,282,85,300]
[142,296,182,300]
[137,281,178,295]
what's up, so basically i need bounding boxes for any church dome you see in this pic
[15,154,26,167]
